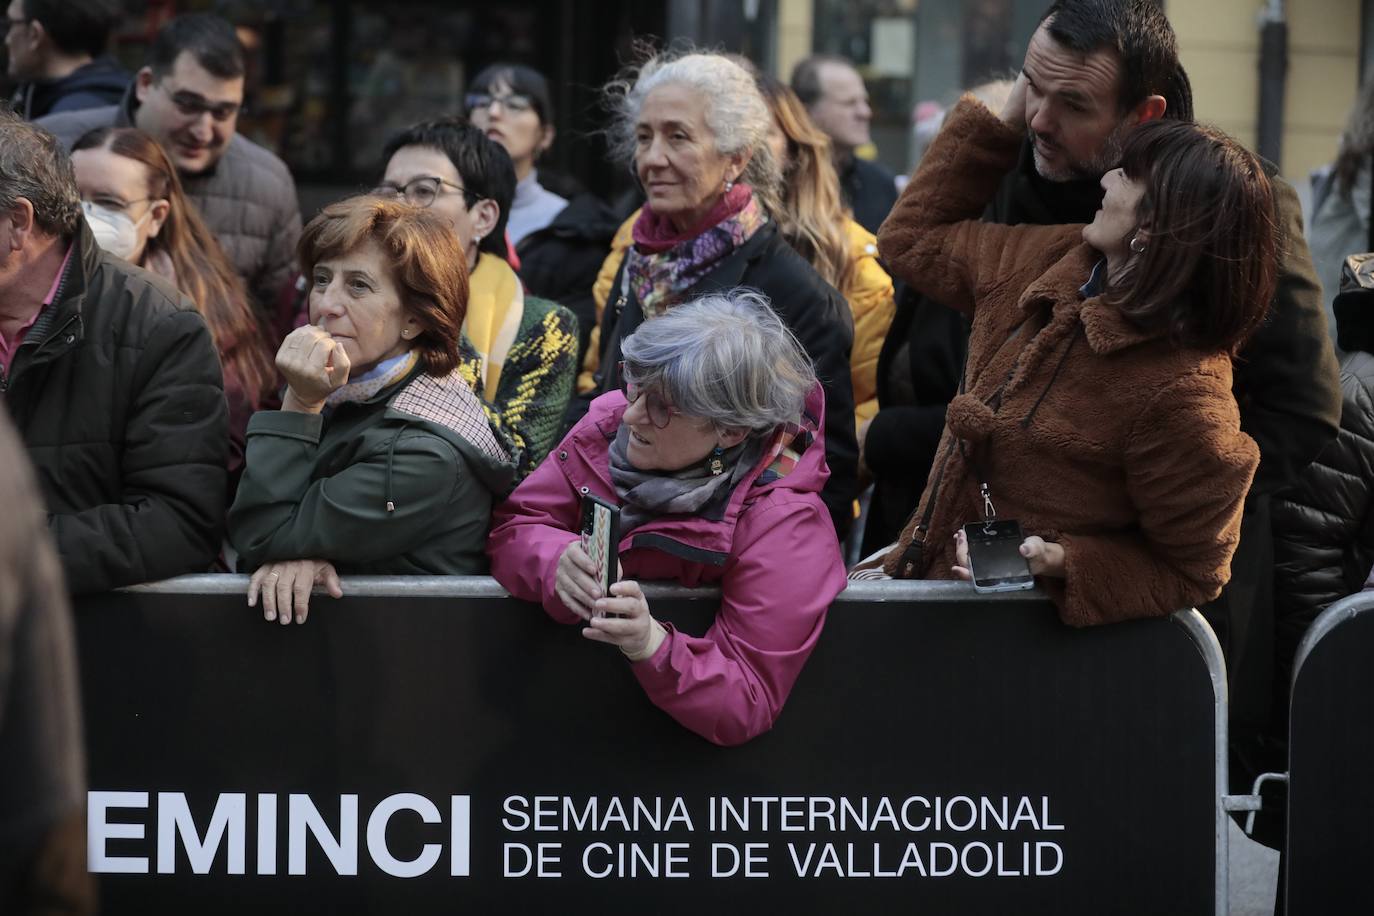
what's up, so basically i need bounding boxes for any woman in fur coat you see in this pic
[875,77,1276,627]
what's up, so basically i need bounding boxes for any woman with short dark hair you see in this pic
[377,116,578,479]
[875,78,1276,626]
[228,197,515,625]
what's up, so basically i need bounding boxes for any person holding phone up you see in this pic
[487,292,846,746]
[875,76,1275,625]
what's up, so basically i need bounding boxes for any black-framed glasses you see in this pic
[370,176,479,209]
[160,85,244,122]
[465,92,534,115]
[621,369,680,429]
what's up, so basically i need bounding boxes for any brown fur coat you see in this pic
[875,98,1259,626]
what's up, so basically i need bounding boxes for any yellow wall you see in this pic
[777,1,1364,184]
[1173,0,1362,184]
[775,0,813,81]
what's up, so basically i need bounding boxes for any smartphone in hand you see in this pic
[580,493,621,606]
[963,520,1035,593]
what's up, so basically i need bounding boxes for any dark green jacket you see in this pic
[1,222,228,595]
[228,363,516,574]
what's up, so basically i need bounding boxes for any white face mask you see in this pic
[82,200,149,261]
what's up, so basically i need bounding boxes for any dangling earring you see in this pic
[708,445,725,476]
[1129,235,1147,254]
[724,178,735,193]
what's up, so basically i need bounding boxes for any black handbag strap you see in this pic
[890,315,1039,578]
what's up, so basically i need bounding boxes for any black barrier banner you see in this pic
[1286,593,1374,915]
[75,577,1223,915]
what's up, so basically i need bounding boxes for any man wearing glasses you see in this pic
[5,0,128,120]
[37,13,301,328]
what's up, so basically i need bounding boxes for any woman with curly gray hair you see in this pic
[490,291,847,746]
[581,49,859,535]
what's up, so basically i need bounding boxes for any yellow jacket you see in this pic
[581,212,894,429]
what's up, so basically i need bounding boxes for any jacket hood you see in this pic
[12,57,129,119]
[53,57,129,96]
[1335,252,1374,354]
[382,367,517,497]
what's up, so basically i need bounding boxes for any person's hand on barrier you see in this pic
[247,559,344,625]
[952,530,1066,581]
[1019,536,1065,578]
[555,541,602,619]
[584,579,666,662]
[277,321,351,414]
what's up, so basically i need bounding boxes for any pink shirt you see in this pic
[0,243,72,371]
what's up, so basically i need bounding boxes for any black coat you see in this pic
[1273,298,1374,717]
[1,223,228,595]
[591,222,859,535]
[517,192,626,368]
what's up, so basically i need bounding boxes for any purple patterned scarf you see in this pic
[625,186,768,319]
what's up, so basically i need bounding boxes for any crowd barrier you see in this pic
[75,577,1227,915]
[1284,591,1374,915]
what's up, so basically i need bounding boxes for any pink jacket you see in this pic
[487,386,846,746]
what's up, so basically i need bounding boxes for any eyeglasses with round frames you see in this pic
[621,373,681,429]
[370,175,480,209]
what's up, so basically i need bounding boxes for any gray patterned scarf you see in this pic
[607,424,764,533]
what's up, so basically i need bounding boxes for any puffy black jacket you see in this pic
[1,223,228,595]
[1273,320,1374,701]
[590,222,859,535]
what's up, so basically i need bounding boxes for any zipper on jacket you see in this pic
[10,315,80,384]
[628,531,729,567]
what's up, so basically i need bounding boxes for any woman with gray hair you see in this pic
[580,49,859,536]
[489,292,847,746]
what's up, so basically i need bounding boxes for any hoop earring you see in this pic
[1129,235,1147,254]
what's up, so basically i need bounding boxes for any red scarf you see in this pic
[631,183,754,254]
